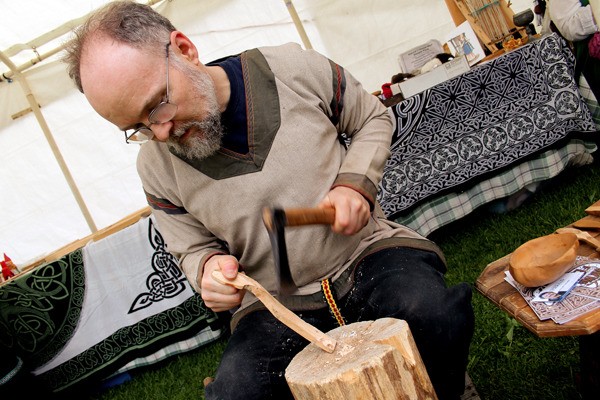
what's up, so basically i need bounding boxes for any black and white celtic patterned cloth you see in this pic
[378,33,597,219]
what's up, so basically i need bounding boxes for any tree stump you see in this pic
[285,318,437,400]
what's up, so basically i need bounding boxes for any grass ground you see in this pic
[87,157,600,399]
[429,157,600,400]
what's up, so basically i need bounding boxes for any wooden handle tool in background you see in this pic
[211,270,337,353]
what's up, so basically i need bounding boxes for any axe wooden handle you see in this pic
[284,207,335,226]
[212,270,337,353]
[277,207,336,227]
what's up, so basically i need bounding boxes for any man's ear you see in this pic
[169,31,200,65]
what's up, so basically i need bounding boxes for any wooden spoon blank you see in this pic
[211,270,337,353]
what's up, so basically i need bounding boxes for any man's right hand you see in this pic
[200,254,245,312]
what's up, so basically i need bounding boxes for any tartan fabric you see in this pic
[110,325,223,374]
[378,34,597,219]
[392,139,597,237]
[579,74,600,129]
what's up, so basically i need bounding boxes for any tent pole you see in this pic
[1,0,166,80]
[0,51,98,233]
[1,44,68,82]
[283,0,313,49]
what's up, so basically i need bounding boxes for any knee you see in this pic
[404,282,474,345]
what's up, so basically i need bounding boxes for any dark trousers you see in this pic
[205,247,474,400]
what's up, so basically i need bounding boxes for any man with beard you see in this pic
[63,1,474,399]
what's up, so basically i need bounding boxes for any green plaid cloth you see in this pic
[393,139,597,236]
[579,75,600,129]
[110,325,223,376]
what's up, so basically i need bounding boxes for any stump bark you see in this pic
[285,318,437,400]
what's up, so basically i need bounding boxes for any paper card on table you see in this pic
[530,269,586,303]
[504,271,536,299]
[551,295,600,324]
[529,292,598,322]
[505,257,600,323]
[571,261,600,301]
[397,39,444,74]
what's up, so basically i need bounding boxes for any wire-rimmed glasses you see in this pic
[124,43,178,144]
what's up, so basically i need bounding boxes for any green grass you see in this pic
[92,158,600,400]
[430,157,600,400]
[89,338,228,400]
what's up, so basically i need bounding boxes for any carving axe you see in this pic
[262,207,335,295]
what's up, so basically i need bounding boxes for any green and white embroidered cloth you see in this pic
[0,215,223,392]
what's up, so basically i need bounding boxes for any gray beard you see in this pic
[166,55,224,161]
[166,113,223,160]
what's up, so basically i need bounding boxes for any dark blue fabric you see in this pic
[212,56,249,154]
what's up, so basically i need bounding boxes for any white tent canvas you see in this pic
[0,0,536,266]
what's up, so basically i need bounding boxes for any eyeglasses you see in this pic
[124,43,178,144]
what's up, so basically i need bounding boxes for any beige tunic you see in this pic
[137,43,444,328]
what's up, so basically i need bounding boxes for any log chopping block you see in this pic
[285,318,437,400]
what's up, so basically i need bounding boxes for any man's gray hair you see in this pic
[63,0,176,92]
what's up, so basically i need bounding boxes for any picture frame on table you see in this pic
[445,20,486,66]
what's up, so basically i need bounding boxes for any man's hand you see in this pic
[318,186,370,235]
[200,254,245,312]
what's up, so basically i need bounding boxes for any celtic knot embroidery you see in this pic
[377,33,596,218]
[0,250,84,366]
[128,218,187,313]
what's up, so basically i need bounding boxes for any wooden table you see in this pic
[476,207,600,399]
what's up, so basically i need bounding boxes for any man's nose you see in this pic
[150,121,174,142]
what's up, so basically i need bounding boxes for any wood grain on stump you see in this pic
[286,318,437,400]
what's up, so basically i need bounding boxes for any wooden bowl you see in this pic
[508,233,579,287]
